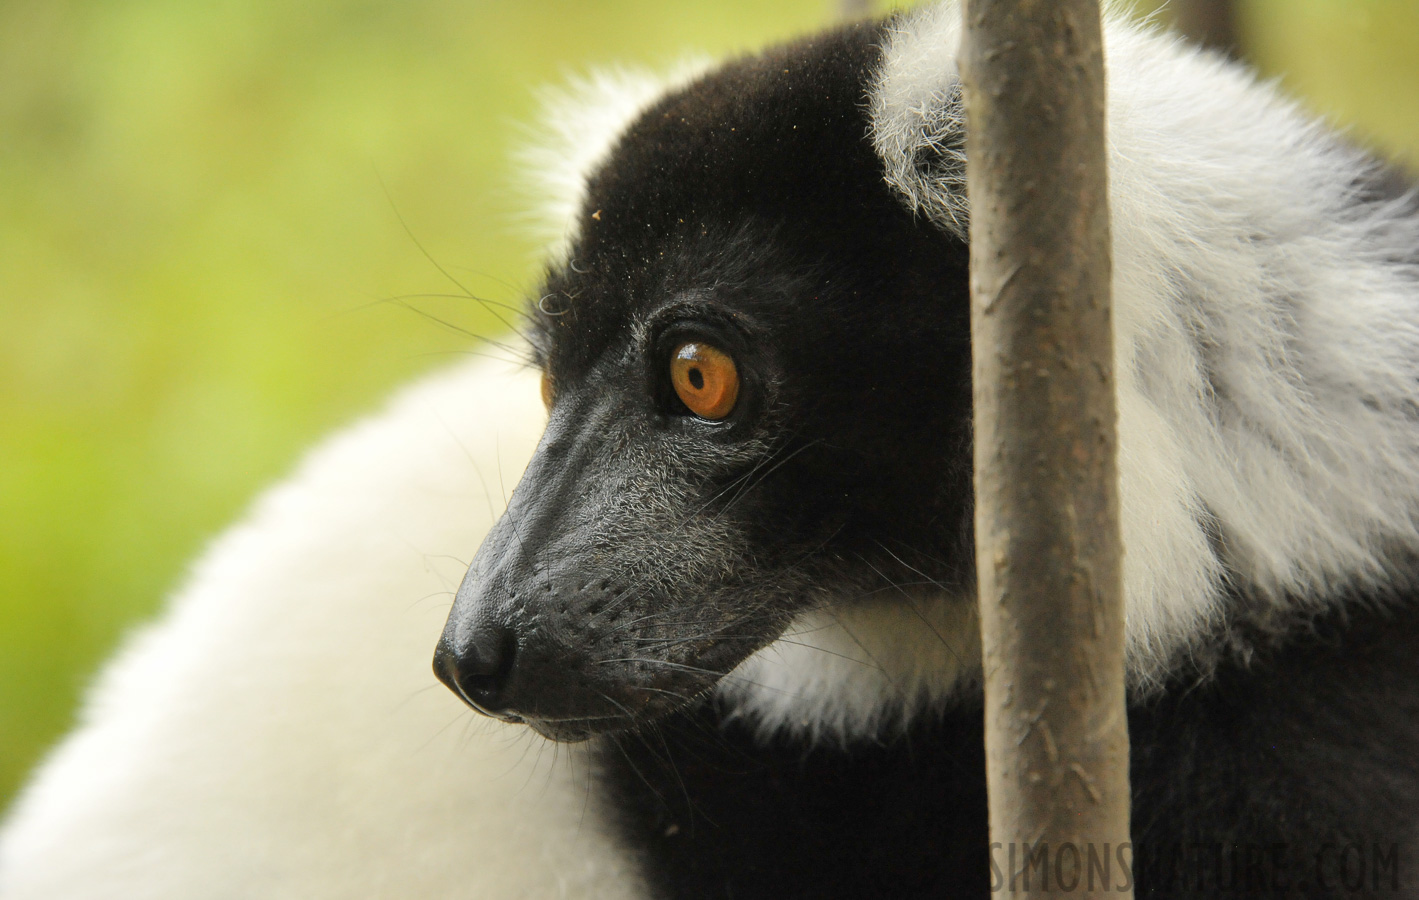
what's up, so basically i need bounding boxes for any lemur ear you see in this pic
[868,4,970,238]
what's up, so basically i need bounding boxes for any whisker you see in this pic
[851,552,967,669]
[590,432,819,624]
[383,296,525,353]
[383,289,524,316]
[404,589,454,612]
[376,171,529,340]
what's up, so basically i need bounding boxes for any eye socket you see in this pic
[670,342,739,420]
[540,372,555,411]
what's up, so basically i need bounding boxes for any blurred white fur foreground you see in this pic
[0,359,646,899]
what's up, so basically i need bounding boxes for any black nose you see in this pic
[433,624,519,715]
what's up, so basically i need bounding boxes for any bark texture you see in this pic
[961,1,1133,895]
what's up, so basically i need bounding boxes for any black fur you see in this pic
[602,598,1419,899]
[439,20,978,741]
[436,18,1419,898]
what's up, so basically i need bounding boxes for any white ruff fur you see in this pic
[721,594,981,744]
[4,4,1419,893]
[0,360,648,899]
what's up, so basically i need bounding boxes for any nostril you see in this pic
[460,625,519,710]
[433,625,519,716]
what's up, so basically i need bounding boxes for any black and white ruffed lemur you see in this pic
[4,4,1418,898]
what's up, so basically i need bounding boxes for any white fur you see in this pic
[722,594,982,744]
[0,359,648,899]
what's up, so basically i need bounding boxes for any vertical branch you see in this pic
[839,0,875,19]
[960,1,1132,896]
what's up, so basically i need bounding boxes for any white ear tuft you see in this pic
[517,59,713,264]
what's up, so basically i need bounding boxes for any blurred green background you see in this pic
[1,0,1416,815]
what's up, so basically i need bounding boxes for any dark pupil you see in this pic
[688,368,704,390]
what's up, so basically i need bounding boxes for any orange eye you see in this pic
[540,372,555,410]
[670,342,739,420]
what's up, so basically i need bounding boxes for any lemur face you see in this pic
[435,24,974,741]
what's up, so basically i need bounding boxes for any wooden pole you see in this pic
[960,1,1133,896]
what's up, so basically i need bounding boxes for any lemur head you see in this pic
[434,22,977,742]
[436,5,1419,741]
